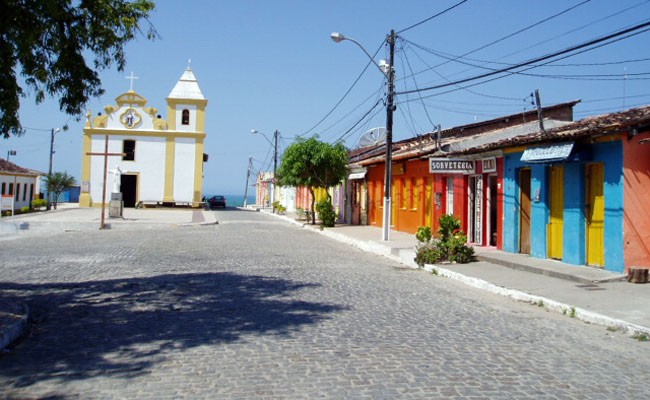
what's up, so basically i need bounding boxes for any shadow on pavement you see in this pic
[0,272,345,387]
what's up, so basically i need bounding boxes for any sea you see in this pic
[205,194,255,207]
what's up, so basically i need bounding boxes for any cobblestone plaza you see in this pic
[1,210,649,399]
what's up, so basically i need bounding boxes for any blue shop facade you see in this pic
[502,137,624,273]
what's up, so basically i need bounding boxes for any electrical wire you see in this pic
[318,81,385,143]
[496,0,650,63]
[400,0,592,81]
[397,19,650,95]
[405,1,650,88]
[396,0,469,34]
[298,41,384,138]
[405,40,650,81]
[402,41,525,103]
[334,98,384,143]
[399,41,438,132]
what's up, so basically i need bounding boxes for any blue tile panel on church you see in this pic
[501,139,624,273]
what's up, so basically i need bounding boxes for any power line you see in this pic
[318,81,385,143]
[397,19,650,95]
[402,41,525,102]
[298,41,384,138]
[496,0,650,63]
[335,98,384,143]
[405,40,650,81]
[396,0,469,34]
[400,0,592,82]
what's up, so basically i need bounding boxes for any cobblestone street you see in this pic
[0,209,649,399]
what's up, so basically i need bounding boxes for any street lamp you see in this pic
[332,30,396,241]
[251,129,280,211]
[6,150,16,162]
[46,127,61,210]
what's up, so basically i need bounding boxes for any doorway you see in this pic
[121,174,137,208]
[548,165,564,259]
[468,175,483,244]
[519,169,532,254]
[351,180,362,225]
[487,175,498,246]
[586,163,605,267]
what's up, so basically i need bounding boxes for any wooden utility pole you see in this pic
[534,89,545,133]
[243,155,253,207]
[382,29,396,241]
[86,135,126,229]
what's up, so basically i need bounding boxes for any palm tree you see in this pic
[44,172,76,210]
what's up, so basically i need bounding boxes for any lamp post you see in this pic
[46,127,61,210]
[331,30,396,241]
[251,129,280,211]
[6,150,16,163]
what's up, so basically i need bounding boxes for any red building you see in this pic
[353,101,578,250]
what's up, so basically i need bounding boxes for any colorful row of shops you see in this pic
[346,103,650,274]
[259,102,650,275]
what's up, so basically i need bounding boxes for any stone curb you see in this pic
[1,303,29,351]
[259,209,650,338]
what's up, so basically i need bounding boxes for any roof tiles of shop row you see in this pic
[351,103,650,166]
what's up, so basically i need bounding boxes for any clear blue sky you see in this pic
[5,0,650,196]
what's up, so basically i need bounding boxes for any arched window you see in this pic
[182,109,190,125]
[123,139,136,161]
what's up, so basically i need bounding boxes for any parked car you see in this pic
[207,195,226,209]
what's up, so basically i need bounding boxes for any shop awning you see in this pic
[348,172,366,180]
[521,142,574,163]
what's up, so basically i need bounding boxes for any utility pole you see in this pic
[534,89,545,134]
[382,29,396,242]
[46,127,60,210]
[272,130,279,213]
[243,155,252,208]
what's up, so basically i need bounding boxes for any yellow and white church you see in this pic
[79,65,208,208]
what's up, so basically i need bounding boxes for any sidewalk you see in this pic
[261,209,650,338]
[0,204,218,239]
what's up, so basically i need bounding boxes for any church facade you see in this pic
[79,66,208,208]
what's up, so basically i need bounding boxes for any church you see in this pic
[79,64,208,208]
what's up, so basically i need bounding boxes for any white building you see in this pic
[79,65,208,208]
[0,158,43,211]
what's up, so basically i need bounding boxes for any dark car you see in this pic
[207,195,226,209]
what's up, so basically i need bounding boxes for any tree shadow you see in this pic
[0,272,345,387]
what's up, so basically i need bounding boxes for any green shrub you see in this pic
[315,199,337,227]
[32,199,47,208]
[414,215,475,267]
[21,206,30,213]
[272,201,286,214]
[415,226,432,244]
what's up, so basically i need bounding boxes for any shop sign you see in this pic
[521,142,574,163]
[429,158,475,174]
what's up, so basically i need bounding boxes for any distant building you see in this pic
[79,64,208,208]
[0,158,43,211]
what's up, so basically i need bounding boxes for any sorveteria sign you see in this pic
[429,158,475,174]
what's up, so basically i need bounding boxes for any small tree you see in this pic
[276,136,348,225]
[44,172,76,210]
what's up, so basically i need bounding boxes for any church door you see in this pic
[121,174,138,208]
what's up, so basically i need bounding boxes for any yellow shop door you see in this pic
[586,163,605,267]
[548,165,564,260]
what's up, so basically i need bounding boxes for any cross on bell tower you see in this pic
[126,71,139,92]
